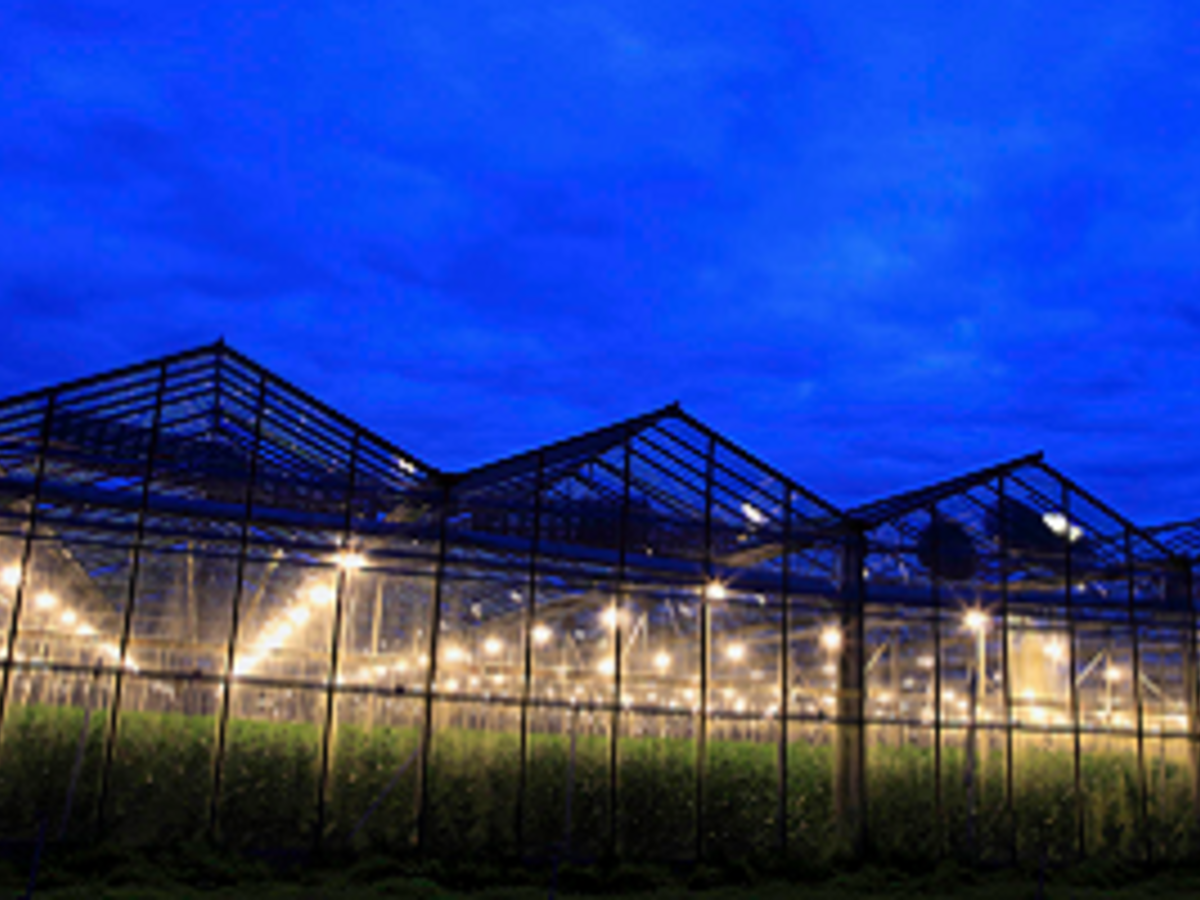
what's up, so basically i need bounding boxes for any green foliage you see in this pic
[0,700,1194,871]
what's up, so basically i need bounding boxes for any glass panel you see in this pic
[106,678,220,845]
[1080,732,1141,859]
[524,704,609,862]
[704,595,780,862]
[15,533,134,667]
[128,541,238,676]
[425,699,520,859]
[436,548,527,703]
[1013,727,1076,864]
[337,568,433,697]
[217,684,324,849]
[231,560,338,684]
[0,669,114,841]
[618,710,696,861]
[867,722,937,864]
[785,719,835,866]
[326,694,422,853]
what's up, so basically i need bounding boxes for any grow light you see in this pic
[820,625,842,652]
[964,609,988,632]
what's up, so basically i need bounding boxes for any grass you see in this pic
[0,700,1195,869]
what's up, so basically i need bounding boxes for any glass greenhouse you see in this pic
[0,341,1194,867]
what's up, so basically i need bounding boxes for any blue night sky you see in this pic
[3,0,1200,524]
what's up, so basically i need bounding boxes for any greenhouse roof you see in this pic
[1146,519,1200,562]
[0,341,1183,575]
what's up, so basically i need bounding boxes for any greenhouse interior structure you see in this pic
[0,340,1197,868]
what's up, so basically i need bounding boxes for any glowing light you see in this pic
[76,624,96,637]
[60,610,77,627]
[483,637,503,657]
[704,582,727,601]
[964,609,988,632]
[1029,705,1048,725]
[1043,511,1084,542]
[532,624,553,646]
[1105,665,1122,683]
[396,457,417,475]
[654,651,671,672]
[725,643,746,663]
[1,566,20,588]
[34,592,57,610]
[597,658,616,676]
[601,607,621,629]
[336,550,366,570]
[288,606,311,625]
[308,585,336,606]
[917,655,934,668]
[444,645,467,664]
[734,698,747,713]
[741,502,767,525]
[1044,639,1066,662]
[820,626,842,652]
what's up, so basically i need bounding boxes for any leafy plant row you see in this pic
[0,701,1194,867]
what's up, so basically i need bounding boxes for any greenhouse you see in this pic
[0,341,1195,868]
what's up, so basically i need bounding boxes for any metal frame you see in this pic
[0,341,1192,869]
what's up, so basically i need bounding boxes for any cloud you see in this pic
[0,0,1198,526]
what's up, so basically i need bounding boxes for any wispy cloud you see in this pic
[1,0,1198,522]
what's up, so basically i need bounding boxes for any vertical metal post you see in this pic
[414,483,451,854]
[695,435,715,862]
[1063,487,1083,859]
[1184,564,1200,845]
[208,375,269,839]
[515,453,545,855]
[96,362,169,834]
[998,477,1015,863]
[0,394,57,762]
[1126,528,1149,862]
[607,431,632,860]
[313,432,361,851]
[834,527,866,858]
[777,491,792,856]
[930,504,944,856]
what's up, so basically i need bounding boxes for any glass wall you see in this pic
[0,343,1192,870]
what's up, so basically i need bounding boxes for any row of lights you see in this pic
[232,549,366,676]
[1,565,138,671]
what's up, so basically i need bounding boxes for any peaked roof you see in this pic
[849,452,1046,528]
[0,342,442,520]
[451,402,848,531]
[1146,519,1200,561]
[848,451,1178,563]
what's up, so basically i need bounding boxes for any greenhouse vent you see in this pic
[0,340,1195,867]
